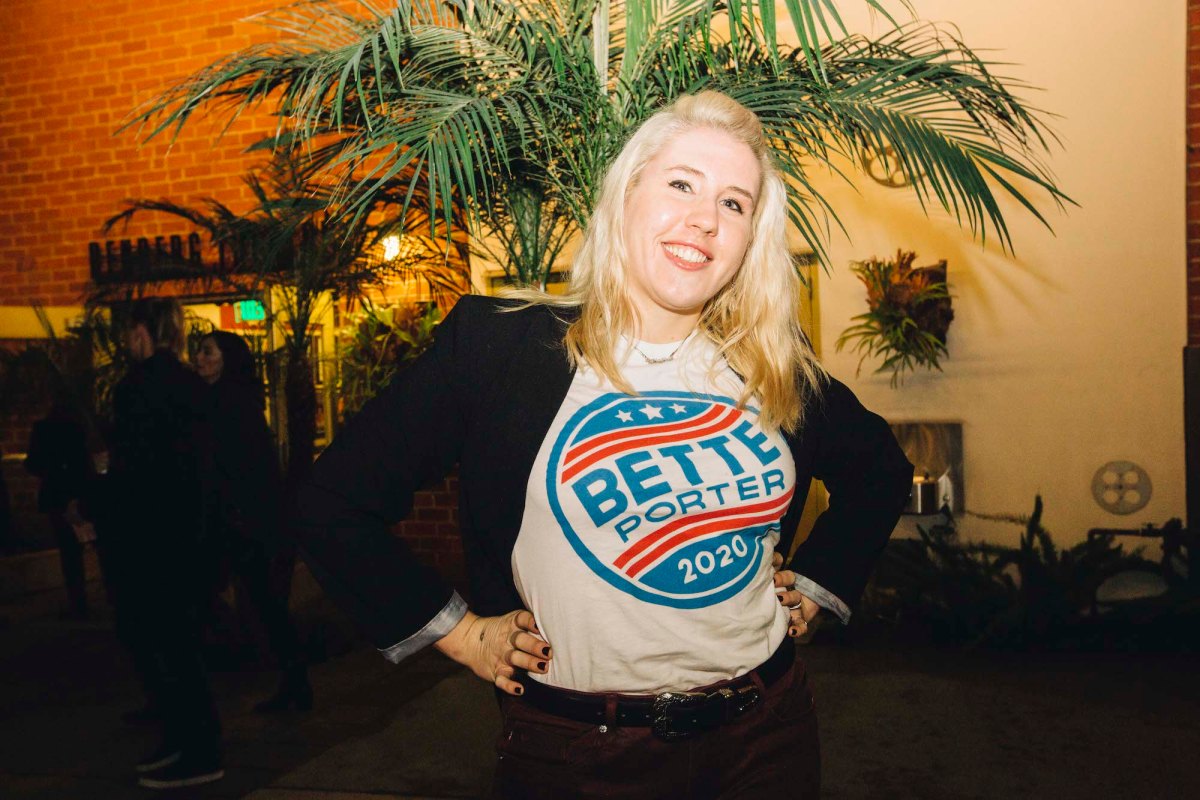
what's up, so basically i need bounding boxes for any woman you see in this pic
[195,331,312,713]
[296,92,912,798]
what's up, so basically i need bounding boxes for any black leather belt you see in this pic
[516,638,794,741]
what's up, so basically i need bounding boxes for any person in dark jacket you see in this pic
[107,297,223,790]
[25,394,92,617]
[0,444,12,553]
[295,91,913,798]
[195,330,311,712]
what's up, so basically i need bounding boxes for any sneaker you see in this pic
[135,744,181,773]
[137,758,224,790]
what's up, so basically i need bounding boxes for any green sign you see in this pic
[238,300,266,321]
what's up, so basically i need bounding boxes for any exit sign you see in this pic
[237,300,266,321]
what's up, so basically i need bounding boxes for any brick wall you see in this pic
[0,1,466,579]
[1191,1,1200,344]
[0,0,283,305]
[392,473,468,594]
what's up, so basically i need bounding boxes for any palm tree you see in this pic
[126,0,1067,289]
[104,147,467,488]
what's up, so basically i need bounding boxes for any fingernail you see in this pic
[514,686,523,695]
[789,627,798,637]
[537,661,546,671]
[541,646,550,657]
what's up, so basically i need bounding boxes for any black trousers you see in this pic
[106,532,221,760]
[48,511,87,613]
[223,534,304,672]
[149,599,221,760]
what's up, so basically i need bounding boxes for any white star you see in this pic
[639,404,663,420]
[616,409,633,423]
[669,403,687,414]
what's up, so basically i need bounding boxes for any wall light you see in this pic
[382,235,401,261]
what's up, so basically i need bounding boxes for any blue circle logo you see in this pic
[545,391,793,609]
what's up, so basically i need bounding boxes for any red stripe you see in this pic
[624,508,786,578]
[613,486,795,570]
[560,408,742,482]
[563,405,725,468]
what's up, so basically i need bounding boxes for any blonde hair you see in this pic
[507,90,823,432]
[129,296,186,358]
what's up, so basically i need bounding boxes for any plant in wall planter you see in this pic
[837,250,954,387]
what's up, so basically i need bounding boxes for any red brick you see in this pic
[397,521,437,537]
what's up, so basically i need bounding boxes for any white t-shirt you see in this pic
[512,335,794,694]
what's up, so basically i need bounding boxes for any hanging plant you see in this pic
[837,250,954,386]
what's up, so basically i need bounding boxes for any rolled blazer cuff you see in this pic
[792,574,851,625]
[378,592,469,664]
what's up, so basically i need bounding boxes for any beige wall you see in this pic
[794,1,1186,544]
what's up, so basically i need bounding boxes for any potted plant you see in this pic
[123,1,1068,287]
[336,301,442,424]
[837,249,953,386]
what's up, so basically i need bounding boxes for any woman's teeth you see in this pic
[664,243,709,263]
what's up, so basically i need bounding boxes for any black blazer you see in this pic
[106,350,214,562]
[295,296,913,653]
[207,380,283,547]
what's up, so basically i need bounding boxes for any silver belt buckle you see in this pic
[650,691,706,741]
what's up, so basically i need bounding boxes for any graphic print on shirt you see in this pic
[545,390,794,609]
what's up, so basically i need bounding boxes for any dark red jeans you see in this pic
[492,657,820,799]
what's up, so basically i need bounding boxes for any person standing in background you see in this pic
[195,330,312,713]
[107,297,224,790]
[0,445,13,554]
[24,393,93,618]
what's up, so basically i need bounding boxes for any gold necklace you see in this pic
[631,332,695,364]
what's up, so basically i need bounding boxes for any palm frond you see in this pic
[120,1,1066,284]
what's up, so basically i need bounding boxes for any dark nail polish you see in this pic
[537,661,546,671]
[541,646,550,657]
[515,686,523,695]
[789,627,798,637]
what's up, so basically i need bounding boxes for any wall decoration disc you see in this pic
[1091,461,1151,515]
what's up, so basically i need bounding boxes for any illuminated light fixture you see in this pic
[237,299,266,321]
[382,234,401,261]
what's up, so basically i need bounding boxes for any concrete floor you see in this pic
[2,578,1199,799]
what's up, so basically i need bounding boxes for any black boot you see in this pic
[121,702,162,726]
[253,664,312,713]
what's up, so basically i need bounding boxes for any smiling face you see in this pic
[621,126,761,342]
[195,337,224,384]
